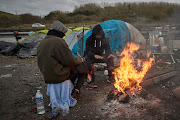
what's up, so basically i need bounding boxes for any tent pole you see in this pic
[81,26,85,57]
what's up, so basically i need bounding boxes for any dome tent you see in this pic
[72,20,146,57]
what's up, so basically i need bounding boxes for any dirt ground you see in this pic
[0,54,180,120]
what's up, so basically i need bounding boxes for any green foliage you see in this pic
[44,10,70,23]
[71,3,102,16]
[20,13,43,24]
[0,2,180,28]
[69,10,97,16]
[0,12,20,28]
[0,11,44,28]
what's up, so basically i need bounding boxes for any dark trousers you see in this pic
[68,61,91,90]
[84,55,114,83]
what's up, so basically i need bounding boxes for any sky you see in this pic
[0,0,180,16]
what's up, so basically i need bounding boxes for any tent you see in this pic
[64,27,90,50]
[17,29,73,58]
[20,29,73,44]
[0,27,91,58]
[72,20,146,57]
[20,30,48,44]
[17,30,50,58]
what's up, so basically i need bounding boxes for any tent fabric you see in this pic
[64,30,80,50]
[0,27,91,58]
[17,28,89,58]
[1,30,49,58]
[73,27,90,31]
[20,30,48,43]
[17,43,39,58]
[0,42,23,56]
[72,20,132,56]
[0,30,50,58]
[63,29,72,39]
[0,41,15,51]
[125,22,146,56]
[18,31,47,58]
[46,80,77,116]
[28,31,34,36]
[65,27,90,51]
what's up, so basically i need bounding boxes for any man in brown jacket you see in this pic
[37,21,91,98]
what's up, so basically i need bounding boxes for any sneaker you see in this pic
[49,107,61,119]
[86,83,98,90]
[86,83,98,89]
[70,97,77,108]
[83,81,88,86]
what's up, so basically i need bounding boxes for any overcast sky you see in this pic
[0,0,180,16]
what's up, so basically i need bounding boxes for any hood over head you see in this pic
[92,24,105,38]
[50,20,68,33]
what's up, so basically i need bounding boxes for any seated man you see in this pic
[84,24,116,86]
[37,20,91,117]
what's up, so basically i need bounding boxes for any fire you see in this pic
[114,42,154,94]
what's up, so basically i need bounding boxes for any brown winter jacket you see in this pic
[37,35,82,84]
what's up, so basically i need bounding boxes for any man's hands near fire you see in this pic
[95,55,104,59]
[95,54,116,60]
[108,54,116,59]
[81,57,85,62]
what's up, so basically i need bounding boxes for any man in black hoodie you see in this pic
[84,24,115,85]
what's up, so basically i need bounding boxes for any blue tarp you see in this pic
[72,20,131,56]
[46,80,77,116]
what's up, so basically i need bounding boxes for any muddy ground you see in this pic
[0,54,180,120]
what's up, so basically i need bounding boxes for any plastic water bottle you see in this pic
[104,69,108,76]
[35,90,45,114]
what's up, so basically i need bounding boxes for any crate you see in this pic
[149,25,176,54]
[148,25,176,64]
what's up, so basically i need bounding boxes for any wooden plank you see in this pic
[141,71,177,87]
[143,68,175,80]
[140,79,153,87]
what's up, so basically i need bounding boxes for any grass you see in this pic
[0,21,99,32]
[0,11,15,16]
[64,21,100,28]
[0,27,47,32]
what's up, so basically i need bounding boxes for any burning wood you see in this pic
[106,90,130,103]
[106,42,154,103]
[118,93,130,103]
[113,42,154,94]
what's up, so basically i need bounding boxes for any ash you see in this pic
[99,90,166,120]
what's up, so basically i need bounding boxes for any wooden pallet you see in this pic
[141,68,177,87]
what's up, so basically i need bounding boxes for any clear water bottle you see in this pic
[35,90,45,114]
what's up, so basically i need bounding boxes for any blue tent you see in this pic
[72,20,131,56]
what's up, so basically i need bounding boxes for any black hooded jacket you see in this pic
[85,25,112,59]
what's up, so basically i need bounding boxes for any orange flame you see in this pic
[114,42,154,94]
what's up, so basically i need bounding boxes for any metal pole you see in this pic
[81,26,85,57]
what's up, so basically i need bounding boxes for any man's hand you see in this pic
[81,57,85,62]
[107,54,116,59]
[95,55,104,59]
